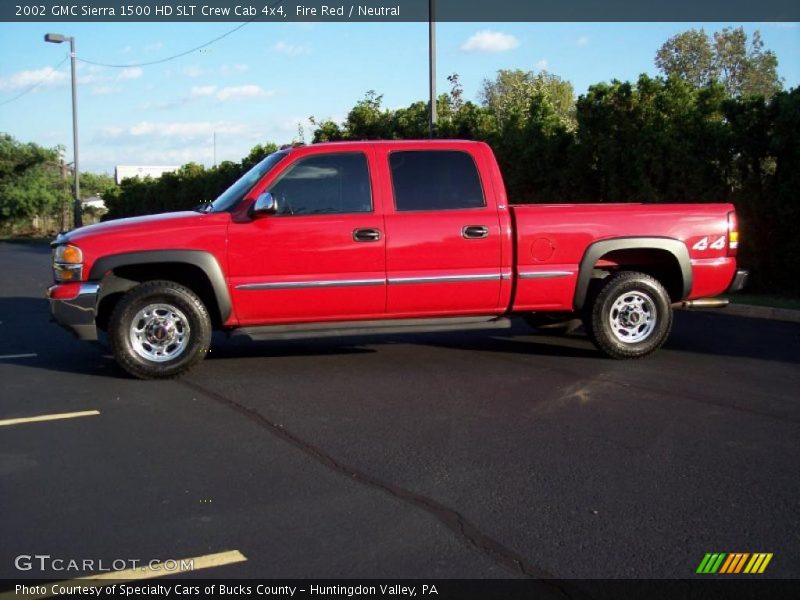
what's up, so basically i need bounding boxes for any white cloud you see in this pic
[182,65,206,78]
[120,45,133,54]
[576,36,590,47]
[118,67,143,80]
[78,72,104,85]
[219,63,249,75]
[100,120,248,141]
[535,59,549,71]
[91,85,121,96]
[144,41,164,51]
[0,66,68,91]
[459,30,520,53]
[216,85,273,101]
[82,117,304,172]
[189,85,217,97]
[272,41,311,56]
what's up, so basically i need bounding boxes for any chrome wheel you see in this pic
[608,291,657,344]
[129,303,191,362]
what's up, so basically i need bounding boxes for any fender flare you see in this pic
[573,237,692,311]
[89,250,232,321]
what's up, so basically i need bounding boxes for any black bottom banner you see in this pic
[2,579,800,600]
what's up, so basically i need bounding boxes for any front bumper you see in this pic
[48,283,100,341]
[727,269,749,294]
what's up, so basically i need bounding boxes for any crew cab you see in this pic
[48,140,748,379]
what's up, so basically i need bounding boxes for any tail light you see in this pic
[727,211,738,257]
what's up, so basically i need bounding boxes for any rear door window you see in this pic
[389,150,485,212]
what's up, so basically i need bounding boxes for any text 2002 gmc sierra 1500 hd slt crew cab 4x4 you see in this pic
[48,140,748,379]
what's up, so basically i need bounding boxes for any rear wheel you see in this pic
[109,280,212,379]
[584,271,672,359]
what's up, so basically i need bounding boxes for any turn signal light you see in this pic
[55,244,83,264]
[53,244,84,282]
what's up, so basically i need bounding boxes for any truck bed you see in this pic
[509,203,737,311]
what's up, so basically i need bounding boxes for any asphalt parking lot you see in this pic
[1,240,798,582]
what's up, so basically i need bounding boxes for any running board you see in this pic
[231,316,512,342]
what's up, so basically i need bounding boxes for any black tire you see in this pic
[584,271,672,359]
[108,280,212,379]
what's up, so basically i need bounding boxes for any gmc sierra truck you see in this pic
[48,140,748,379]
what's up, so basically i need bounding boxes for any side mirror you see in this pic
[252,192,277,217]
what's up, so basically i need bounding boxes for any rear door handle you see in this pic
[353,228,382,242]
[462,225,489,239]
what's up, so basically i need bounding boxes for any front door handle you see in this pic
[462,225,489,239]
[353,228,382,242]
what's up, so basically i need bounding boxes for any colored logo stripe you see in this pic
[697,552,773,574]
[744,553,773,574]
[719,553,749,573]
[697,553,726,574]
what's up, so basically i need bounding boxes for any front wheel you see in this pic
[584,271,673,359]
[109,280,212,379]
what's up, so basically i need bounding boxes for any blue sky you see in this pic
[1,21,798,174]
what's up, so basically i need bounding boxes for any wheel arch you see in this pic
[91,250,231,330]
[573,237,692,311]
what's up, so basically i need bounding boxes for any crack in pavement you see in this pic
[179,378,590,599]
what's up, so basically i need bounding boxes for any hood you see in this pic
[57,211,204,244]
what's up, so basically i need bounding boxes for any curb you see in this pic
[705,303,800,324]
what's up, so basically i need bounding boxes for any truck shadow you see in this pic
[667,310,800,364]
[1,298,797,379]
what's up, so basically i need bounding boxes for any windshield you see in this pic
[208,151,288,212]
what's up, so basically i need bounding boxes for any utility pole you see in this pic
[45,33,81,228]
[68,36,81,228]
[59,159,71,231]
[428,0,437,138]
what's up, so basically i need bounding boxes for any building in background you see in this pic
[115,165,179,185]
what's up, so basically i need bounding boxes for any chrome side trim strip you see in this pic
[237,278,385,290]
[238,273,505,290]
[518,270,573,280]
[388,274,501,285]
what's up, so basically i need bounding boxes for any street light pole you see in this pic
[68,36,81,228]
[428,0,436,138]
[45,33,81,228]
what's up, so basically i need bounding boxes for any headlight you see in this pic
[53,244,84,282]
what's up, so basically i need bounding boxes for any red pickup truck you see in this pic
[48,140,747,379]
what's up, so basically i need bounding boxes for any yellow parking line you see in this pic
[0,410,100,427]
[4,551,247,599]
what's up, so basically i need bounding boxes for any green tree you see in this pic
[344,90,394,139]
[241,142,279,170]
[309,117,345,143]
[656,27,781,98]
[479,69,576,129]
[391,101,429,139]
[0,134,65,220]
[104,141,281,219]
[79,172,116,198]
[655,29,715,88]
